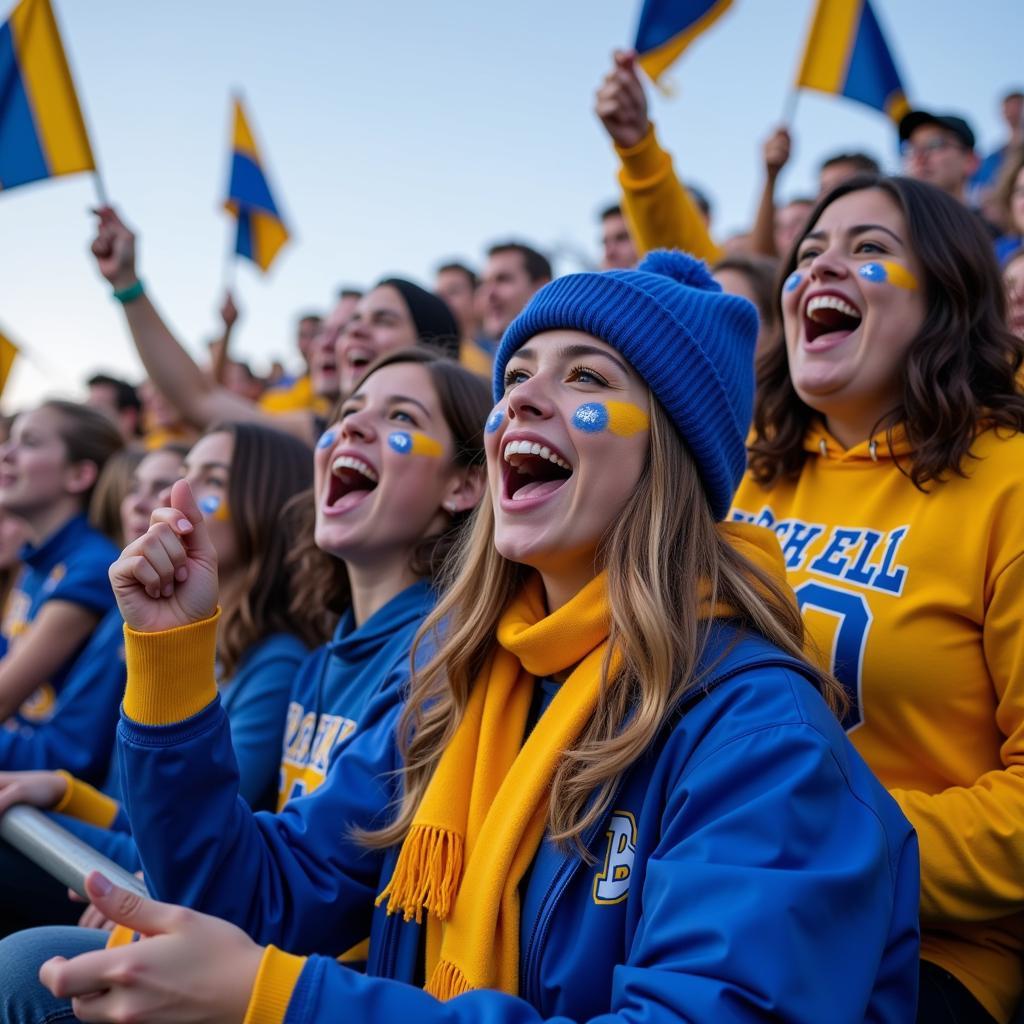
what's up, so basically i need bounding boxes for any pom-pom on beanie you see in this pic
[492,250,758,520]
[377,278,460,360]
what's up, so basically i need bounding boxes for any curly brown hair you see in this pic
[750,175,1024,490]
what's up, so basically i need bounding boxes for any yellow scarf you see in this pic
[375,569,614,999]
[375,521,788,1000]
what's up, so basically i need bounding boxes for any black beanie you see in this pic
[377,278,460,359]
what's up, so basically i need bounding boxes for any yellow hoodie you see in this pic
[732,423,1024,1024]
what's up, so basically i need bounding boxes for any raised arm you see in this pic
[90,210,310,444]
[750,127,792,257]
[595,50,722,263]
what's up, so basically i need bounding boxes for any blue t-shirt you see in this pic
[0,514,118,723]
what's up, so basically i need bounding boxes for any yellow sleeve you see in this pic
[890,549,1024,925]
[122,611,220,726]
[615,123,724,265]
[242,945,308,1024]
[52,771,120,828]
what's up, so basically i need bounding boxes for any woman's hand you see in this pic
[40,872,262,1024]
[91,207,139,292]
[0,770,67,816]
[110,480,219,633]
[594,49,651,150]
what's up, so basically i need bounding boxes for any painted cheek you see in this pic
[387,431,443,458]
[784,272,803,293]
[571,401,649,438]
[858,261,919,291]
[198,495,230,522]
[485,408,505,434]
[316,428,338,450]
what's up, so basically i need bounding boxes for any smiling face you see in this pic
[487,331,650,597]
[181,432,238,573]
[314,361,468,566]
[1005,251,1024,341]
[120,449,185,544]
[783,188,927,442]
[334,286,419,398]
[310,294,360,400]
[0,407,82,518]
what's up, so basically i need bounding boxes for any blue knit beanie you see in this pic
[492,250,758,520]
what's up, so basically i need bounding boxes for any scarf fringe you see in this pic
[426,958,474,1000]
[375,824,463,923]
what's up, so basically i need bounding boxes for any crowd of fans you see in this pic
[0,55,1020,1024]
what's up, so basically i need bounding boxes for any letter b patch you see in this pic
[593,811,636,904]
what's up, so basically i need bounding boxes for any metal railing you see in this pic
[0,805,149,900]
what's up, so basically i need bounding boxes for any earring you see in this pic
[444,501,457,514]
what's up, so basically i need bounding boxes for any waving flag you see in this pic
[224,97,289,272]
[795,0,909,121]
[0,329,18,398]
[633,0,733,84]
[0,0,94,192]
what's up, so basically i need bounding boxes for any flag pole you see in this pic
[222,224,237,297]
[781,87,800,128]
[91,168,109,208]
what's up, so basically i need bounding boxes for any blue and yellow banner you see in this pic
[633,0,733,83]
[224,96,289,273]
[795,0,909,122]
[0,0,94,192]
[0,329,19,398]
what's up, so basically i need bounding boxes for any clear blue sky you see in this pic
[0,0,1021,410]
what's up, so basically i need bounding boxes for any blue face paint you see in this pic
[485,408,504,434]
[316,428,338,450]
[198,495,221,516]
[858,262,886,283]
[572,403,609,433]
[784,272,803,293]
[388,431,412,454]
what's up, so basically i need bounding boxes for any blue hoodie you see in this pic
[277,580,435,807]
[117,619,919,1023]
[0,607,125,780]
[0,515,118,722]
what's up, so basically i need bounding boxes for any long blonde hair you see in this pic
[364,399,845,854]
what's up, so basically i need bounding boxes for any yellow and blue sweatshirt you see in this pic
[614,123,723,265]
[0,514,119,723]
[732,422,1024,1024]
[0,607,125,781]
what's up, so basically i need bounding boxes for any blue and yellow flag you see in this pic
[0,0,94,192]
[633,0,733,83]
[795,0,909,122]
[224,97,289,273]
[0,329,19,398]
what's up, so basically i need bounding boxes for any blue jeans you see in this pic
[0,927,107,1023]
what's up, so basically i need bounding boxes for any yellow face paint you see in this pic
[858,261,919,291]
[571,401,649,437]
[387,431,443,458]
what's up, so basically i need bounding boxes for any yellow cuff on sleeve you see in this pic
[242,945,308,1024]
[122,611,221,726]
[52,771,120,828]
[615,123,670,186]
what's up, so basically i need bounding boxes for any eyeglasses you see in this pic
[900,137,964,159]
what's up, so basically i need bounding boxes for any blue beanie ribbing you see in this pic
[492,250,758,520]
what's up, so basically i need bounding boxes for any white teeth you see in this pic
[806,295,861,320]
[502,440,571,471]
[331,455,378,483]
